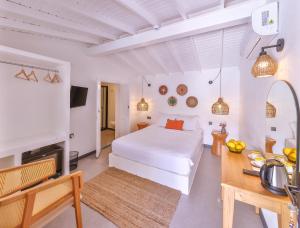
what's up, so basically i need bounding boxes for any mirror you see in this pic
[265,80,300,177]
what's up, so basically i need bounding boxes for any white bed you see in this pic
[109,124,204,195]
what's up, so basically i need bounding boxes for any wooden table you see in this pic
[211,131,228,156]
[221,147,291,228]
[137,122,149,130]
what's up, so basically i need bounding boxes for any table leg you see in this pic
[280,204,291,228]
[223,186,235,228]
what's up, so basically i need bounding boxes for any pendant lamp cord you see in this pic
[219,29,224,98]
[141,76,144,98]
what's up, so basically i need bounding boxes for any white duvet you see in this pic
[112,125,203,175]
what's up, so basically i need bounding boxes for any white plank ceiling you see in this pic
[0,0,253,74]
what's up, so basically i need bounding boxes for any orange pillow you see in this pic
[165,119,184,130]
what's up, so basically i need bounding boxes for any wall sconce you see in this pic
[252,38,285,78]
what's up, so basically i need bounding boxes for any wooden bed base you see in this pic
[109,146,203,195]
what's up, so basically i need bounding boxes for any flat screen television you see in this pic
[70,86,88,108]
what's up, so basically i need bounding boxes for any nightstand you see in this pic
[137,122,149,130]
[211,131,228,156]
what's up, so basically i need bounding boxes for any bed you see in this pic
[109,116,204,195]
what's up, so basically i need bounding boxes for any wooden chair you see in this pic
[0,159,83,228]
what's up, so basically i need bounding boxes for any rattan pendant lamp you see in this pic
[137,76,149,111]
[211,30,229,115]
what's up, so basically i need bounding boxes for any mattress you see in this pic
[112,125,203,175]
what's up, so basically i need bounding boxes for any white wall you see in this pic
[141,67,240,145]
[0,30,138,156]
[0,65,64,141]
[239,0,300,227]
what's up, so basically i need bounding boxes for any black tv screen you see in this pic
[70,86,88,108]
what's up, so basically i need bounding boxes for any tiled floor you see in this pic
[101,129,115,148]
[46,147,263,228]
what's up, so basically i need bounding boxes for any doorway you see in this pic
[96,81,130,157]
[101,85,108,130]
[100,83,116,149]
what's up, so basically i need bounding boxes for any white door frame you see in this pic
[96,81,101,157]
[96,81,128,158]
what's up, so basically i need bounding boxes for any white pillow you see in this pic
[177,115,201,131]
[157,114,177,127]
[157,113,200,131]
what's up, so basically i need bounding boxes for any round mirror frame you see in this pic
[266,80,300,186]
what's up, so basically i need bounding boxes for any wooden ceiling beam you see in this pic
[114,0,159,26]
[0,17,99,44]
[173,0,188,20]
[88,0,266,55]
[166,41,184,73]
[113,53,143,75]
[128,50,156,75]
[144,47,169,75]
[51,0,135,35]
[0,0,116,40]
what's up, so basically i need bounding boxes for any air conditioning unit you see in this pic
[241,2,279,59]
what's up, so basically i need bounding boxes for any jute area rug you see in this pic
[81,167,181,228]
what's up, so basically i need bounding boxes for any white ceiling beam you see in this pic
[88,0,266,55]
[128,50,156,75]
[174,1,188,19]
[114,0,159,26]
[190,37,202,71]
[166,42,184,73]
[144,47,169,75]
[50,0,135,35]
[0,0,116,40]
[114,53,143,75]
[0,17,99,44]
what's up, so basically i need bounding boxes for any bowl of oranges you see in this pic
[283,148,296,163]
[226,139,246,153]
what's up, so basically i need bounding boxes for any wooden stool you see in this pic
[211,131,228,156]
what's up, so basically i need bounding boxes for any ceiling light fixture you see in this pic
[137,76,149,111]
[211,29,229,115]
[252,38,285,78]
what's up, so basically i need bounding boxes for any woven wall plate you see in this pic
[168,96,177,107]
[186,96,198,108]
[176,84,188,96]
[159,85,168,95]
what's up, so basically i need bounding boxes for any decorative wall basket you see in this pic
[159,85,168,95]
[168,96,177,107]
[176,84,188,96]
[186,96,198,108]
